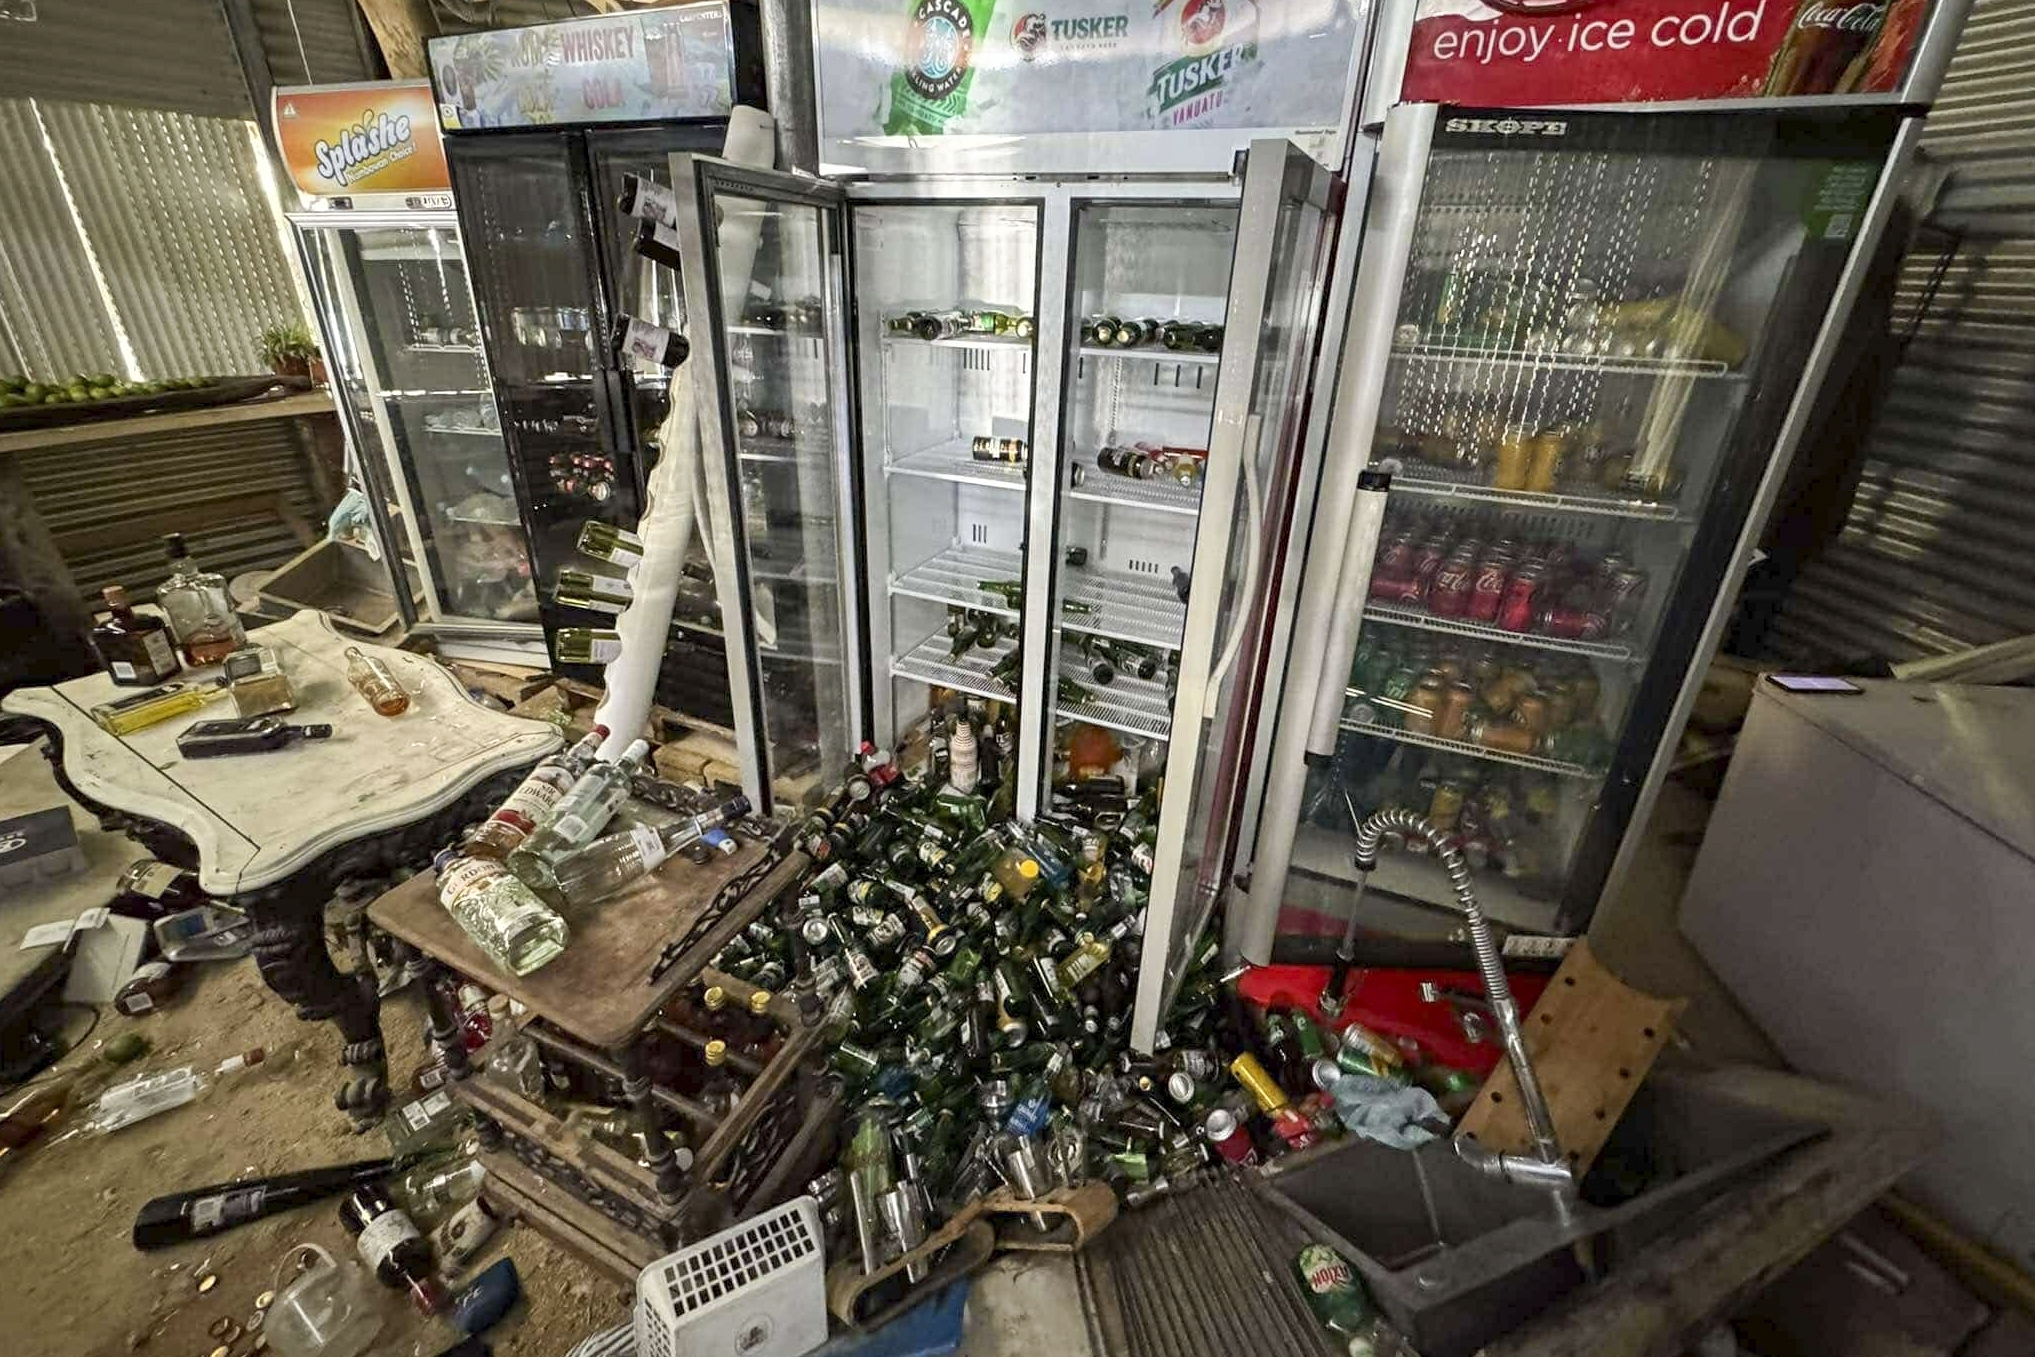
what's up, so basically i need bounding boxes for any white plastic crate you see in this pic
[634,1197,827,1357]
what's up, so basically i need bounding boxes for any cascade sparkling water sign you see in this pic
[816,0,1363,161]
[1399,0,1931,105]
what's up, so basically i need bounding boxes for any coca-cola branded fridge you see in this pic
[1230,0,1972,972]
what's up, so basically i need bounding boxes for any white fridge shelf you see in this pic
[890,544,1025,616]
[1059,567,1186,650]
[1056,667,1173,740]
[891,631,1016,702]
[1387,469,1682,522]
[888,442,1027,490]
[1067,456,1202,517]
[1362,605,1638,663]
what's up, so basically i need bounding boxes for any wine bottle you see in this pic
[340,1182,442,1314]
[132,1157,400,1250]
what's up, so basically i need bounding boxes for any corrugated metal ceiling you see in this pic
[254,0,376,86]
[0,0,251,119]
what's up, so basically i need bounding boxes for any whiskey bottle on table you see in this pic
[156,534,244,665]
[92,585,181,686]
[344,647,410,716]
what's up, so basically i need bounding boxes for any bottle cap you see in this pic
[704,1039,727,1067]
[622,738,652,763]
[748,990,772,1016]
[1018,859,1039,880]
[703,985,727,1012]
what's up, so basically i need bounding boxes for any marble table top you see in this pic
[3,611,561,895]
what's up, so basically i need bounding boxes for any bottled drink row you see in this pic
[1320,740,1579,890]
[1081,316,1224,353]
[1377,414,1678,502]
[885,309,1037,342]
[1074,442,1208,488]
[1347,632,1613,769]
[1368,507,1653,643]
[1395,266,1747,366]
[435,725,750,975]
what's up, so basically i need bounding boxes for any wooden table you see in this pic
[371,833,831,1274]
[0,610,561,1128]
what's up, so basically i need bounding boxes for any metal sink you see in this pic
[1257,1068,1826,1357]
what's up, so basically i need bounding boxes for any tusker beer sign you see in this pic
[273,82,449,201]
[1399,0,1932,106]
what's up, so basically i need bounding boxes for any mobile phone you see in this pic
[1765,674,1863,695]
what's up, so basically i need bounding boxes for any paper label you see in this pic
[620,317,677,366]
[628,823,668,871]
[438,855,506,906]
[626,176,680,228]
[130,862,184,898]
[143,631,175,672]
[491,775,567,835]
[354,1208,422,1270]
[111,661,137,681]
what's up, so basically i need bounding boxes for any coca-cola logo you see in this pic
[1794,0,1887,30]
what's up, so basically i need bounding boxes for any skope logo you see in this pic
[1013,12,1049,59]
[905,0,977,101]
[1444,116,1569,136]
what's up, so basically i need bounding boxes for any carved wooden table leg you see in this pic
[246,872,390,1133]
[620,1037,686,1205]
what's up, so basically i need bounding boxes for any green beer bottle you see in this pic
[881,0,1002,137]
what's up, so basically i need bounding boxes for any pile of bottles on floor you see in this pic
[701,707,1478,1333]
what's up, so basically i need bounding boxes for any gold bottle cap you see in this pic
[1018,859,1039,880]
[748,990,773,1016]
[704,1039,728,1067]
[703,985,727,1012]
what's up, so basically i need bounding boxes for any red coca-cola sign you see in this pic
[1400,0,1930,106]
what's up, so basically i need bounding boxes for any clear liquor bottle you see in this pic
[466,725,610,860]
[433,848,567,976]
[157,534,245,665]
[506,739,652,896]
[550,795,750,906]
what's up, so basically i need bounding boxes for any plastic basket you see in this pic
[634,1196,826,1357]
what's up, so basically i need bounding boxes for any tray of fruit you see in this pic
[0,372,300,432]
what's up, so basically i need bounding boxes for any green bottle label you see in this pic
[883,0,999,136]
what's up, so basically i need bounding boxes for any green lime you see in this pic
[103,1032,149,1064]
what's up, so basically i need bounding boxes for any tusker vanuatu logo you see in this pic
[1012,9,1130,61]
[311,105,419,188]
[903,0,977,100]
[1148,0,1257,123]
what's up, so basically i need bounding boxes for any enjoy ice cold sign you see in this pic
[1400,0,1928,105]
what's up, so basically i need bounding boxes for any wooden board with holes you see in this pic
[1458,939,1685,1176]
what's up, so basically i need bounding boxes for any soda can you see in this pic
[1410,534,1450,593]
[1466,550,1511,624]
[1376,529,1418,578]
[1174,1049,1220,1081]
[1497,564,1543,632]
[1165,1071,1201,1105]
[1428,548,1476,618]
[1604,566,1649,635]
[1203,1107,1260,1165]
[1310,1057,1343,1094]
[1229,1051,1289,1114]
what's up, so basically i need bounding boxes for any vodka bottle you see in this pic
[550,795,751,906]
[466,726,609,860]
[506,739,652,896]
[434,848,567,976]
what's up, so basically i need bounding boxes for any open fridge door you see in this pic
[1127,141,1340,1052]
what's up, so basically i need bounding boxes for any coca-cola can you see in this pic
[1369,571,1411,603]
[1203,1107,1260,1165]
[1497,563,1543,632]
[1604,566,1650,636]
[1376,529,1418,578]
[1466,550,1512,624]
[1429,548,1477,618]
[1411,533,1451,589]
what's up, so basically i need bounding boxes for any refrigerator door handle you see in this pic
[1201,411,1264,721]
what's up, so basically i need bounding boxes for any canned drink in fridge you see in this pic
[1410,534,1452,603]
[1436,682,1477,741]
[1376,528,1418,578]
[1203,1107,1259,1165]
[1428,779,1466,829]
[1527,430,1566,493]
[1466,550,1511,624]
[1428,547,1476,618]
[1493,426,1533,490]
[1497,564,1544,632]
[1604,565,1650,636]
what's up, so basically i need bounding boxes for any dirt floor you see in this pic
[0,957,632,1357]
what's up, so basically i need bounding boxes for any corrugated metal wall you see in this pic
[1766,0,2035,665]
[15,420,327,608]
[0,102,124,377]
[36,102,306,377]
[0,1,252,119]
[254,0,376,85]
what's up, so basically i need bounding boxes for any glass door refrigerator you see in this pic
[663,141,1357,1044]
[1238,100,1928,970]
[427,4,764,712]
[294,212,542,660]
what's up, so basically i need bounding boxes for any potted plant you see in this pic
[258,322,325,385]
